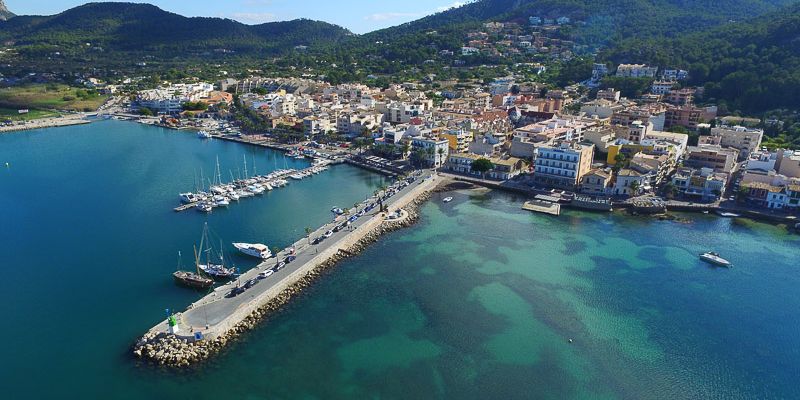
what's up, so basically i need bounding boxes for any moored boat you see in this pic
[195,202,213,213]
[196,223,237,279]
[443,197,453,203]
[172,251,214,289]
[179,192,198,204]
[233,242,272,259]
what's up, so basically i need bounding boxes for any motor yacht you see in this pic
[232,243,272,259]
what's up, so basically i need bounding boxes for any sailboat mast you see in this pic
[243,155,248,178]
[215,156,222,186]
[193,245,201,274]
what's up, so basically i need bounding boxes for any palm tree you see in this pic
[437,147,446,170]
[401,141,411,159]
[425,147,435,167]
[304,227,312,244]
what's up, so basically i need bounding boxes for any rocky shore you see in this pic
[133,190,432,368]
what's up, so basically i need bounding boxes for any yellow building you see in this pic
[440,130,473,153]
[607,143,654,165]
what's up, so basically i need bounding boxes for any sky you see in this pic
[5,0,467,34]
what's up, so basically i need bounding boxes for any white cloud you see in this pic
[435,1,466,12]
[363,12,421,22]
[229,12,278,24]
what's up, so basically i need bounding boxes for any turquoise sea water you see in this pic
[1,121,799,399]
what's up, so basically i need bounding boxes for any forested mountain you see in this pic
[601,2,800,113]
[2,0,799,115]
[0,2,350,54]
[363,0,796,48]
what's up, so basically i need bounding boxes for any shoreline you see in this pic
[0,115,92,133]
[133,175,437,368]
[439,173,798,227]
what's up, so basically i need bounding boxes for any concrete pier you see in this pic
[134,170,438,367]
[522,200,561,216]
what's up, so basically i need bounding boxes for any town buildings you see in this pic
[699,125,764,160]
[135,83,214,114]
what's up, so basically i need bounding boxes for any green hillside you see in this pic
[0,2,350,54]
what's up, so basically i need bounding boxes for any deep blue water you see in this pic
[1,120,798,399]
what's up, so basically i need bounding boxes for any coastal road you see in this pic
[162,169,435,334]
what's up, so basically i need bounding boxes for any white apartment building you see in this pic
[383,102,427,124]
[533,142,595,189]
[651,81,675,96]
[303,116,334,136]
[411,137,450,167]
[616,64,658,78]
[136,83,213,114]
[701,126,764,159]
[337,112,384,137]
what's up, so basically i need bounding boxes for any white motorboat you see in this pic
[699,252,732,267]
[233,243,272,259]
[180,192,198,204]
[331,207,344,215]
[290,174,304,180]
[197,130,212,139]
[716,211,741,218]
[214,196,230,207]
[443,197,453,203]
[247,184,265,194]
[195,202,213,213]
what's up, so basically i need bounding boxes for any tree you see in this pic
[437,147,446,170]
[471,158,493,179]
[401,141,411,159]
[736,186,750,203]
[305,227,312,244]
[629,180,640,195]
[138,107,154,116]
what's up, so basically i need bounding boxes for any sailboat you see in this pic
[172,251,214,289]
[196,222,237,280]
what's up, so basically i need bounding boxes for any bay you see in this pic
[1,120,798,399]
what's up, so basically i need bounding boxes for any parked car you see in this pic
[258,270,274,279]
[226,286,246,298]
[243,278,258,289]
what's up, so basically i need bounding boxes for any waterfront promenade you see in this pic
[143,170,438,345]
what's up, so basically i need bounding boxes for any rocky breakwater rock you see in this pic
[133,189,433,368]
[132,330,228,368]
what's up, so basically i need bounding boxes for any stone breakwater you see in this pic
[133,191,432,368]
